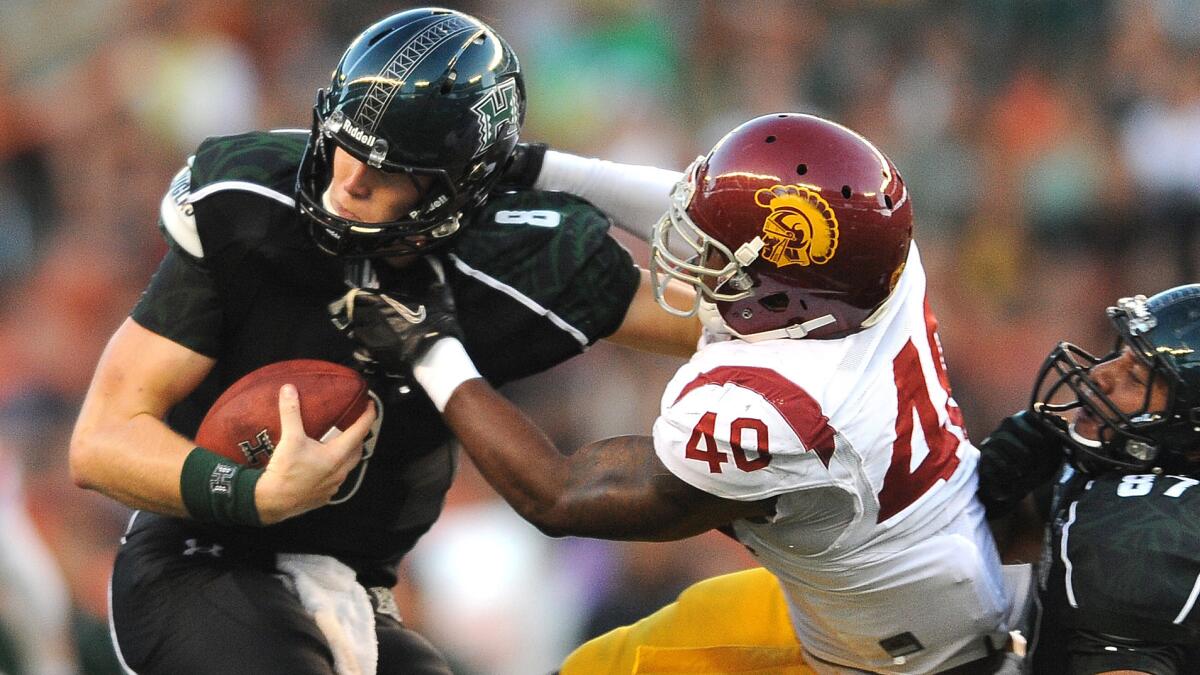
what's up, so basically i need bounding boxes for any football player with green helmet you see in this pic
[69,8,699,674]
[979,284,1200,673]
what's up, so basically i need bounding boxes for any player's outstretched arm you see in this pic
[331,271,772,539]
[442,378,774,540]
[502,143,683,242]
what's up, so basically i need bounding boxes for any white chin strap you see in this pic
[697,299,732,336]
[1067,422,1104,449]
[698,300,836,342]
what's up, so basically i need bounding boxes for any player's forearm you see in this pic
[71,318,216,516]
[69,410,193,516]
[441,381,703,540]
[441,379,578,533]
[414,338,672,537]
[605,269,701,359]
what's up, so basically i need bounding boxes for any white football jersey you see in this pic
[653,243,1010,674]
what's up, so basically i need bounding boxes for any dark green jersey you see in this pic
[132,130,639,585]
[1032,466,1200,673]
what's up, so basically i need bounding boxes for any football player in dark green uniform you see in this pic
[977,284,1200,674]
[67,8,698,675]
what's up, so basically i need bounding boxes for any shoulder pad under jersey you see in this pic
[450,188,639,347]
[162,130,324,266]
[190,130,308,196]
[157,130,309,260]
[455,188,619,266]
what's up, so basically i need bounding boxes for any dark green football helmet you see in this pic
[297,7,525,257]
[1032,284,1200,474]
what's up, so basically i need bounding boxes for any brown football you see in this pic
[194,360,370,468]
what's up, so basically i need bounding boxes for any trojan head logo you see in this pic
[754,185,839,267]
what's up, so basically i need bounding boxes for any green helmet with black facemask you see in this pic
[297,7,525,258]
[1032,284,1200,474]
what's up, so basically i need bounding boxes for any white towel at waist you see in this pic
[277,553,378,675]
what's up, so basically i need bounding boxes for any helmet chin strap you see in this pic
[1067,422,1104,449]
[697,299,732,336]
[741,315,837,342]
[697,299,835,342]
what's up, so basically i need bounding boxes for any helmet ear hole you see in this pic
[760,292,790,313]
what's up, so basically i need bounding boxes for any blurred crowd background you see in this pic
[0,0,1198,673]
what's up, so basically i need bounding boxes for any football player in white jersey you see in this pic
[339,114,1022,674]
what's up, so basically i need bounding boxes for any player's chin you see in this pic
[381,251,422,268]
[1070,410,1102,443]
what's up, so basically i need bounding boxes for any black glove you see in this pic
[977,410,1068,519]
[329,263,463,376]
[497,142,548,189]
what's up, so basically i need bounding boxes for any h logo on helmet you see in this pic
[754,185,839,268]
[470,78,521,156]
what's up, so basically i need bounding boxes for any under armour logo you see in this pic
[183,538,224,558]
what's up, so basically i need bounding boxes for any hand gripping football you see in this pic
[195,360,370,468]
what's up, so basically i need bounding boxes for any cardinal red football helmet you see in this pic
[651,113,913,340]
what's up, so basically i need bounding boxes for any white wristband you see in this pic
[412,338,482,412]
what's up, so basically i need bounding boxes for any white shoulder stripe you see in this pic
[189,181,296,208]
[160,192,204,258]
[1059,500,1080,608]
[447,253,589,348]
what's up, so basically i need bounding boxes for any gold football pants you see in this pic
[561,567,816,675]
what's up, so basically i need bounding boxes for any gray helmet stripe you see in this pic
[356,15,477,133]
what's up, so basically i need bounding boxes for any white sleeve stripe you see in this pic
[1174,572,1200,624]
[447,253,589,347]
[189,181,296,208]
[160,192,204,258]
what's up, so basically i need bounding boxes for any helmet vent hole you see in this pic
[765,135,777,143]
[474,35,487,45]
[760,292,790,313]
[884,194,893,209]
[841,185,852,199]
[368,30,392,47]
[796,164,807,175]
